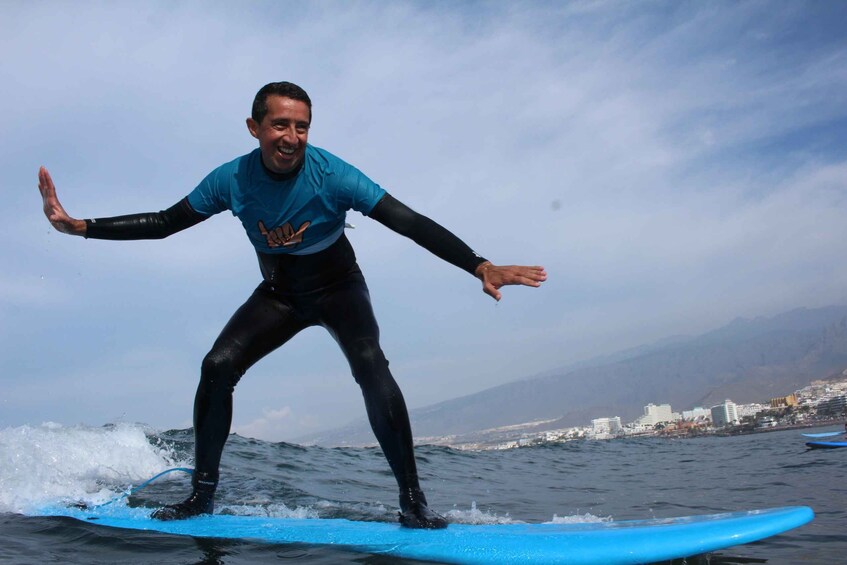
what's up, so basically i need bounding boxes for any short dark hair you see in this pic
[252,82,312,124]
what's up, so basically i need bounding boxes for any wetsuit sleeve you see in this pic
[368,194,488,275]
[84,197,208,240]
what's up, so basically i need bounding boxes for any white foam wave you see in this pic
[547,512,612,524]
[444,502,610,525]
[0,422,186,514]
[221,502,320,519]
[445,501,517,524]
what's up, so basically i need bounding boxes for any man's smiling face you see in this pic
[247,95,311,174]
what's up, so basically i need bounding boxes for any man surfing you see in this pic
[38,81,546,529]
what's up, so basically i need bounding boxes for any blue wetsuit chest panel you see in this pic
[188,145,386,255]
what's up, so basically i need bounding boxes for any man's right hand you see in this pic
[38,166,86,236]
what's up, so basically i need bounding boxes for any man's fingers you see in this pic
[517,273,546,285]
[510,276,542,287]
[497,273,545,286]
[501,266,547,285]
[270,227,285,246]
[38,167,53,198]
[483,283,502,302]
[38,167,65,221]
[39,167,56,193]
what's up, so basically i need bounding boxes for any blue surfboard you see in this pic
[802,431,843,438]
[34,505,813,564]
[806,440,847,449]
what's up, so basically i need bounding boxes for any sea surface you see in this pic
[1,422,844,564]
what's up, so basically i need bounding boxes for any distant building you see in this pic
[816,395,847,416]
[682,407,711,421]
[736,403,768,418]
[591,417,622,435]
[637,403,678,427]
[770,394,797,408]
[711,400,739,428]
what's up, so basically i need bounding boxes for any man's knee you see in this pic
[199,348,243,392]
[346,338,389,384]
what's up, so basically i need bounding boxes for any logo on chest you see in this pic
[257,219,311,248]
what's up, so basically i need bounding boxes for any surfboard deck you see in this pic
[33,505,813,564]
[806,440,847,449]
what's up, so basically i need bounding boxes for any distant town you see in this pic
[430,371,847,450]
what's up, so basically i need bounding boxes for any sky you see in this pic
[2,0,847,442]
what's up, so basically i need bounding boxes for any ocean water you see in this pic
[1,422,844,564]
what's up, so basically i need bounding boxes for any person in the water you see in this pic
[38,81,547,529]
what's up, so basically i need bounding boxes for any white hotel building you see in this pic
[637,403,680,427]
[591,417,623,436]
[710,400,739,428]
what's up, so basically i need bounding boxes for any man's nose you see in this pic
[281,125,298,142]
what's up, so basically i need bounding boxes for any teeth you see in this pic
[279,146,295,155]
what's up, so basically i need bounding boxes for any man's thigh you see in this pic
[210,285,310,372]
[315,273,381,351]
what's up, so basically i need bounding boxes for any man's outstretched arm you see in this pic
[369,194,546,301]
[37,166,207,240]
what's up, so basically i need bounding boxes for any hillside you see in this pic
[299,306,847,445]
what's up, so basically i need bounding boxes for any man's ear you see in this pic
[246,118,259,139]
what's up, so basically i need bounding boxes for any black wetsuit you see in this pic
[85,181,486,526]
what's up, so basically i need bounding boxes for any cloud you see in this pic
[233,407,296,442]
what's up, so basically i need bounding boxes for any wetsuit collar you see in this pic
[260,153,304,181]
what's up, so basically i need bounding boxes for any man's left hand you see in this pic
[474,261,547,301]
